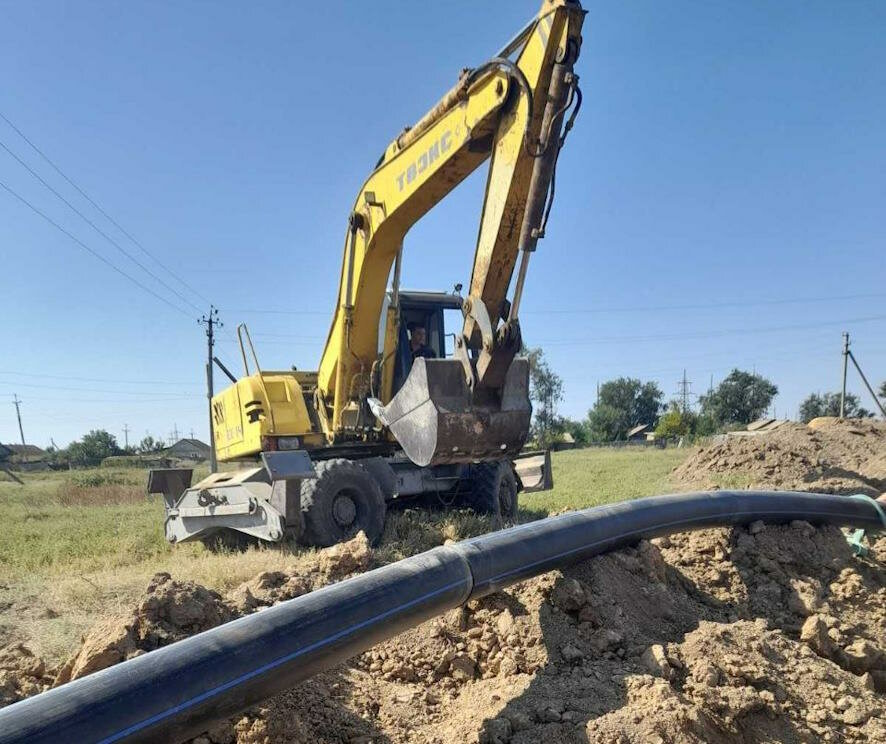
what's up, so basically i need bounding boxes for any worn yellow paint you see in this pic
[213,0,585,460]
[320,0,585,431]
[212,372,322,461]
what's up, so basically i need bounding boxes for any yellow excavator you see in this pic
[149,0,585,547]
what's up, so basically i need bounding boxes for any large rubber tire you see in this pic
[466,462,519,523]
[300,459,387,548]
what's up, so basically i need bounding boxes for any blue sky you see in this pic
[1,0,884,448]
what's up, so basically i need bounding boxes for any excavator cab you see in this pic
[385,290,460,395]
[373,290,532,467]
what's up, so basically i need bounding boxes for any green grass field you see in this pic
[0,446,688,663]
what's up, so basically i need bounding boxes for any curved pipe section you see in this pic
[460,489,885,598]
[0,491,882,743]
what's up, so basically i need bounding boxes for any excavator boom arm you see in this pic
[316,1,585,456]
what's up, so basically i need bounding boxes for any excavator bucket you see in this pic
[373,357,532,466]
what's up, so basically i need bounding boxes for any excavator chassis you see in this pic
[149,448,552,548]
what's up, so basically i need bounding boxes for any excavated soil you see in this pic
[672,418,886,496]
[4,520,884,744]
[2,419,884,742]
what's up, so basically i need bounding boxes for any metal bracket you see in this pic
[147,468,194,509]
[462,294,495,352]
[261,451,315,482]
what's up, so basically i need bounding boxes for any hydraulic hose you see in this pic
[0,491,883,744]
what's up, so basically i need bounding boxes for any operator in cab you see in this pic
[409,324,436,360]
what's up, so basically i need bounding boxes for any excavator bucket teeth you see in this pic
[374,358,531,466]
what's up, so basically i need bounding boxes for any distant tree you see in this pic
[699,369,777,427]
[799,392,871,423]
[693,412,719,438]
[880,380,886,401]
[586,377,663,442]
[65,429,121,467]
[525,347,564,447]
[137,435,166,454]
[655,404,693,438]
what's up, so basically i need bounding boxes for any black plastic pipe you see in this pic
[0,491,882,744]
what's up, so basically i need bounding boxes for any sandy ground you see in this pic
[2,418,884,743]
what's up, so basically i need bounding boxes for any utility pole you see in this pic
[12,395,25,445]
[846,338,886,420]
[122,423,130,449]
[840,332,850,418]
[199,306,222,472]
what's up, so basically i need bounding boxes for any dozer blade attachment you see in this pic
[372,357,531,466]
[512,449,554,493]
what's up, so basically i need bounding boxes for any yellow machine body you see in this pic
[211,0,585,466]
[212,372,325,462]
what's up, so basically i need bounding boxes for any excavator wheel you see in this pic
[466,462,519,524]
[300,459,386,548]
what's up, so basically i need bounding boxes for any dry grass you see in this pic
[0,448,690,665]
[55,483,149,506]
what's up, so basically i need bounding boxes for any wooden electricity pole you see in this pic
[199,306,222,472]
[840,332,850,418]
[12,395,25,445]
[839,332,886,420]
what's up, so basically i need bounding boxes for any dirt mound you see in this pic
[587,618,884,742]
[5,523,885,743]
[672,418,886,495]
[52,532,373,685]
[227,532,372,614]
[54,571,235,685]
[214,523,885,743]
[0,643,53,707]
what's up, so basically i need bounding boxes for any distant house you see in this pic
[728,419,790,438]
[166,438,210,461]
[2,443,49,471]
[552,432,576,452]
[626,424,650,442]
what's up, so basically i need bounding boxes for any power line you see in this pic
[227,308,329,316]
[0,136,202,313]
[0,178,192,317]
[239,332,325,340]
[228,291,886,318]
[0,370,202,387]
[539,314,886,346]
[0,110,211,305]
[9,396,198,404]
[1,380,198,395]
[529,291,886,315]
